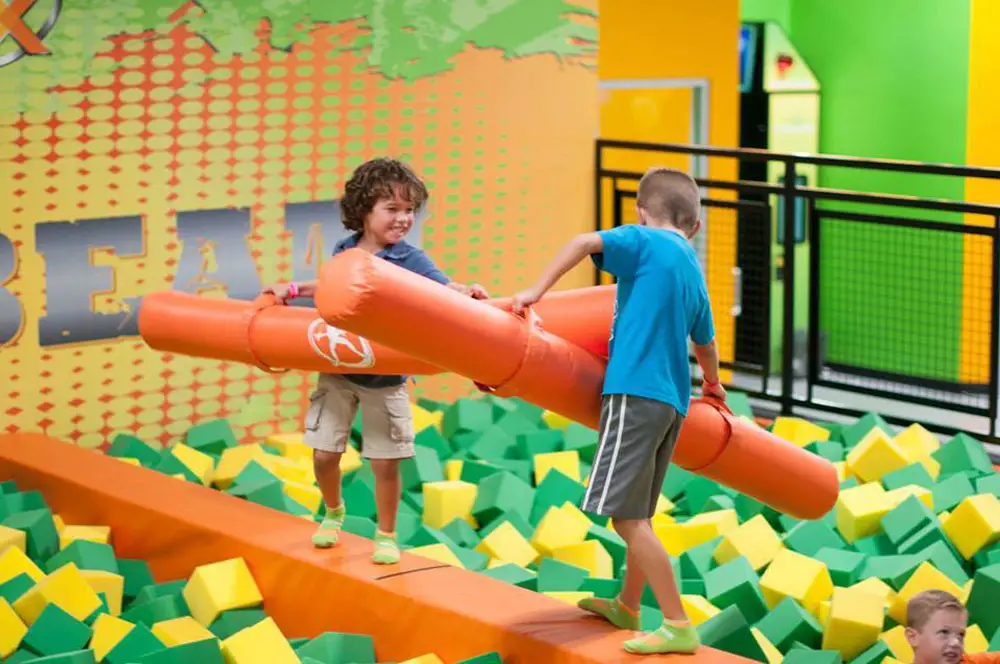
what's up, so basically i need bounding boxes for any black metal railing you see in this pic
[595,139,1000,448]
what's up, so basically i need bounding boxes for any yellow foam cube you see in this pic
[834,462,848,483]
[0,525,26,553]
[115,457,142,467]
[821,586,886,660]
[0,545,44,585]
[966,624,989,654]
[880,625,914,663]
[885,659,907,664]
[655,494,676,515]
[152,615,217,646]
[846,428,910,483]
[654,521,720,556]
[80,570,124,615]
[475,522,539,568]
[894,424,940,459]
[850,577,898,613]
[772,417,830,446]
[686,509,740,536]
[542,410,573,430]
[444,459,463,482]
[941,493,1000,559]
[411,403,443,433]
[0,598,26,658]
[713,514,784,571]
[422,481,478,529]
[408,544,464,568]
[918,455,942,481]
[182,558,263,627]
[265,433,313,462]
[258,454,311,484]
[888,562,965,624]
[53,515,65,534]
[485,557,510,570]
[651,512,675,529]
[13,562,103,625]
[339,445,362,475]
[759,548,834,614]
[682,595,721,626]
[885,485,934,511]
[552,540,613,579]
[213,444,269,489]
[533,450,580,483]
[751,627,784,664]
[169,443,216,486]
[281,480,322,513]
[543,591,593,606]
[90,614,135,660]
[221,617,298,664]
[531,503,591,557]
[401,655,445,664]
[59,525,111,550]
[836,482,892,544]
[816,600,831,628]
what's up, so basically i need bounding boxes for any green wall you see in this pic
[740,0,790,34]
[742,0,972,383]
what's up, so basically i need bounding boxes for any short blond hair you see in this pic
[636,167,701,232]
[907,590,966,630]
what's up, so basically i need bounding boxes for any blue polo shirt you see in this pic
[331,233,450,388]
[592,225,715,416]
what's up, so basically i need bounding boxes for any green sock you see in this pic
[623,619,700,655]
[312,503,345,548]
[372,530,400,565]
[577,596,641,631]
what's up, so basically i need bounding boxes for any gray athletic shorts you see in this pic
[581,394,683,520]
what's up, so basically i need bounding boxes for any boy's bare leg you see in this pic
[619,546,647,611]
[312,450,345,548]
[370,458,402,564]
[578,522,649,631]
[614,518,700,654]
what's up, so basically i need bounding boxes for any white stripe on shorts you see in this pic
[582,395,615,508]
[597,395,628,513]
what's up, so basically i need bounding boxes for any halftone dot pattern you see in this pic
[1,10,599,442]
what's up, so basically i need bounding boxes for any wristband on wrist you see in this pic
[287,282,300,299]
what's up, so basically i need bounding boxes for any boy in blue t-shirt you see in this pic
[512,167,724,655]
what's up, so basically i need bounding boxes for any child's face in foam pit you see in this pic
[363,186,416,247]
[906,607,967,664]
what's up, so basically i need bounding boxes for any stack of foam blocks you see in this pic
[0,480,499,663]
[105,395,1000,662]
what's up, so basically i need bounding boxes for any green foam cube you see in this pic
[4,650,41,663]
[850,640,893,664]
[783,521,846,557]
[976,473,1000,498]
[106,434,161,468]
[105,624,165,664]
[529,470,585,524]
[458,460,503,485]
[0,572,34,604]
[861,554,923,590]
[342,515,376,539]
[441,518,480,549]
[680,537,721,581]
[586,524,626,572]
[472,471,534,525]
[184,419,238,455]
[852,532,896,556]
[784,650,842,664]
[536,558,588,592]
[208,608,267,640]
[932,432,994,479]
[562,424,598,463]
[724,391,755,419]
[662,465,695,500]
[442,399,493,439]
[117,559,155,602]
[966,562,1000,640]
[23,603,93,656]
[516,430,563,458]
[417,397,447,412]
[343,479,377,520]
[400,446,444,491]
[580,576,620,598]
[414,427,453,460]
[23,652,96,664]
[882,463,935,491]
[881,495,937,546]
[932,472,976,513]
[121,594,188,627]
[294,632,377,663]
[466,426,518,462]
[804,441,845,462]
[2,490,48,515]
[703,556,768,624]
[46,540,119,575]
[139,638,224,664]
[494,411,539,438]
[3,508,59,562]
[456,653,503,664]
[481,563,536,586]
[840,413,892,448]
[697,604,769,661]
[684,477,736,515]
[755,597,823,652]
[814,548,867,587]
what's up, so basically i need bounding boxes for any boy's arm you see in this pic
[692,294,725,399]
[262,280,317,302]
[512,232,604,312]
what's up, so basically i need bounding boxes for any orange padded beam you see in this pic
[0,433,752,664]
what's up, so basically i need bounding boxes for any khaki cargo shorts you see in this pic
[303,373,415,460]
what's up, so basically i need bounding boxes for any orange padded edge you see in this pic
[0,433,752,664]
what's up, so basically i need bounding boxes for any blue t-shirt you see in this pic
[592,225,716,416]
[330,233,450,388]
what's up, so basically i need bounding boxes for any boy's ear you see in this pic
[904,626,920,648]
[687,219,703,239]
[636,204,648,226]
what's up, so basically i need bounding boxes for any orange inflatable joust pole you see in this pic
[313,249,839,520]
[137,286,615,376]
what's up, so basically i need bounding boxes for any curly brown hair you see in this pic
[340,157,429,232]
